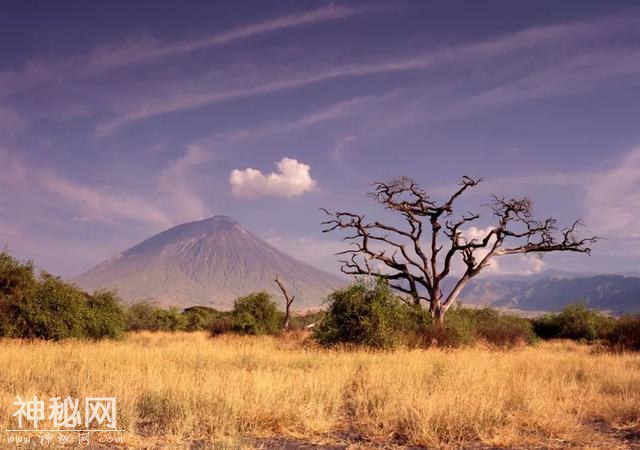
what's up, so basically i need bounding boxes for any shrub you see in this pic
[153,308,188,331]
[231,292,282,335]
[84,290,127,339]
[209,315,233,336]
[420,307,535,348]
[533,303,616,342]
[182,306,221,331]
[0,252,36,298]
[126,303,188,332]
[126,302,162,331]
[8,273,88,340]
[0,252,127,340]
[314,280,411,348]
[470,308,536,346]
[0,252,37,335]
[607,315,640,352]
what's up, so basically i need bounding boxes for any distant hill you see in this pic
[453,272,640,314]
[75,216,345,309]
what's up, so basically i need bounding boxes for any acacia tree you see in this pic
[322,176,597,324]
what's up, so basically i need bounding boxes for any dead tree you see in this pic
[274,274,295,330]
[321,176,597,324]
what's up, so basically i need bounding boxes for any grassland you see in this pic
[0,332,638,449]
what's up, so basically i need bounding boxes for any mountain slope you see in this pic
[455,273,640,314]
[75,216,345,308]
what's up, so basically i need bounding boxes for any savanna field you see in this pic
[0,332,639,449]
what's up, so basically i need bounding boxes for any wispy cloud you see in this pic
[91,6,640,136]
[0,4,385,98]
[156,144,215,220]
[87,3,387,72]
[0,148,169,227]
[0,107,27,139]
[585,146,640,240]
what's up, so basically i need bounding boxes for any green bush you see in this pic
[533,303,615,342]
[607,315,640,352]
[419,307,535,348]
[230,292,282,335]
[7,273,88,340]
[84,290,127,339]
[182,306,222,331]
[0,252,36,299]
[126,302,189,332]
[154,307,188,331]
[126,302,162,331]
[314,280,411,348]
[0,252,127,341]
[0,252,37,335]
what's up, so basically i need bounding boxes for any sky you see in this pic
[1,0,640,278]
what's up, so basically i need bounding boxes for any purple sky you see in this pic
[1,1,640,278]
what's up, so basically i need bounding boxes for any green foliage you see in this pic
[126,303,188,331]
[413,307,536,348]
[154,307,188,331]
[8,273,87,340]
[182,306,222,331]
[84,290,127,339]
[0,252,37,335]
[230,292,283,335]
[0,252,126,340]
[314,280,411,348]
[0,251,36,299]
[314,281,535,349]
[533,303,616,342]
[126,302,163,331]
[607,315,640,352]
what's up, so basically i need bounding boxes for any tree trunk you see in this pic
[434,306,445,326]
[282,314,291,331]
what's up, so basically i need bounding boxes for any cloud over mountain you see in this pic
[229,157,317,198]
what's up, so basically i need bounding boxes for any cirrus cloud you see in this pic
[229,157,317,198]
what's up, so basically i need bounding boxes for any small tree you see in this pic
[0,251,126,340]
[314,280,409,348]
[183,306,221,331]
[274,274,295,330]
[9,273,88,340]
[84,290,127,339]
[322,176,597,324]
[533,303,615,341]
[231,292,282,335]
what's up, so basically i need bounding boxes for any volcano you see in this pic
[74,216,344,308]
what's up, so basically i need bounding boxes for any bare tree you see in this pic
[274,274,295,330]
[322,176,597,324]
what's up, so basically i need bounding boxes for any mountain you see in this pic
[75,216,345,309]
[456,273,640,314]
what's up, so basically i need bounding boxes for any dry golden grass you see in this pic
[0,332,639,449]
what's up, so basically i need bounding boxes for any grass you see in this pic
[0,332,638,449]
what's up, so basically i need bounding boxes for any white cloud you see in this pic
[229,157,317,198]
[459,226,546,276]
